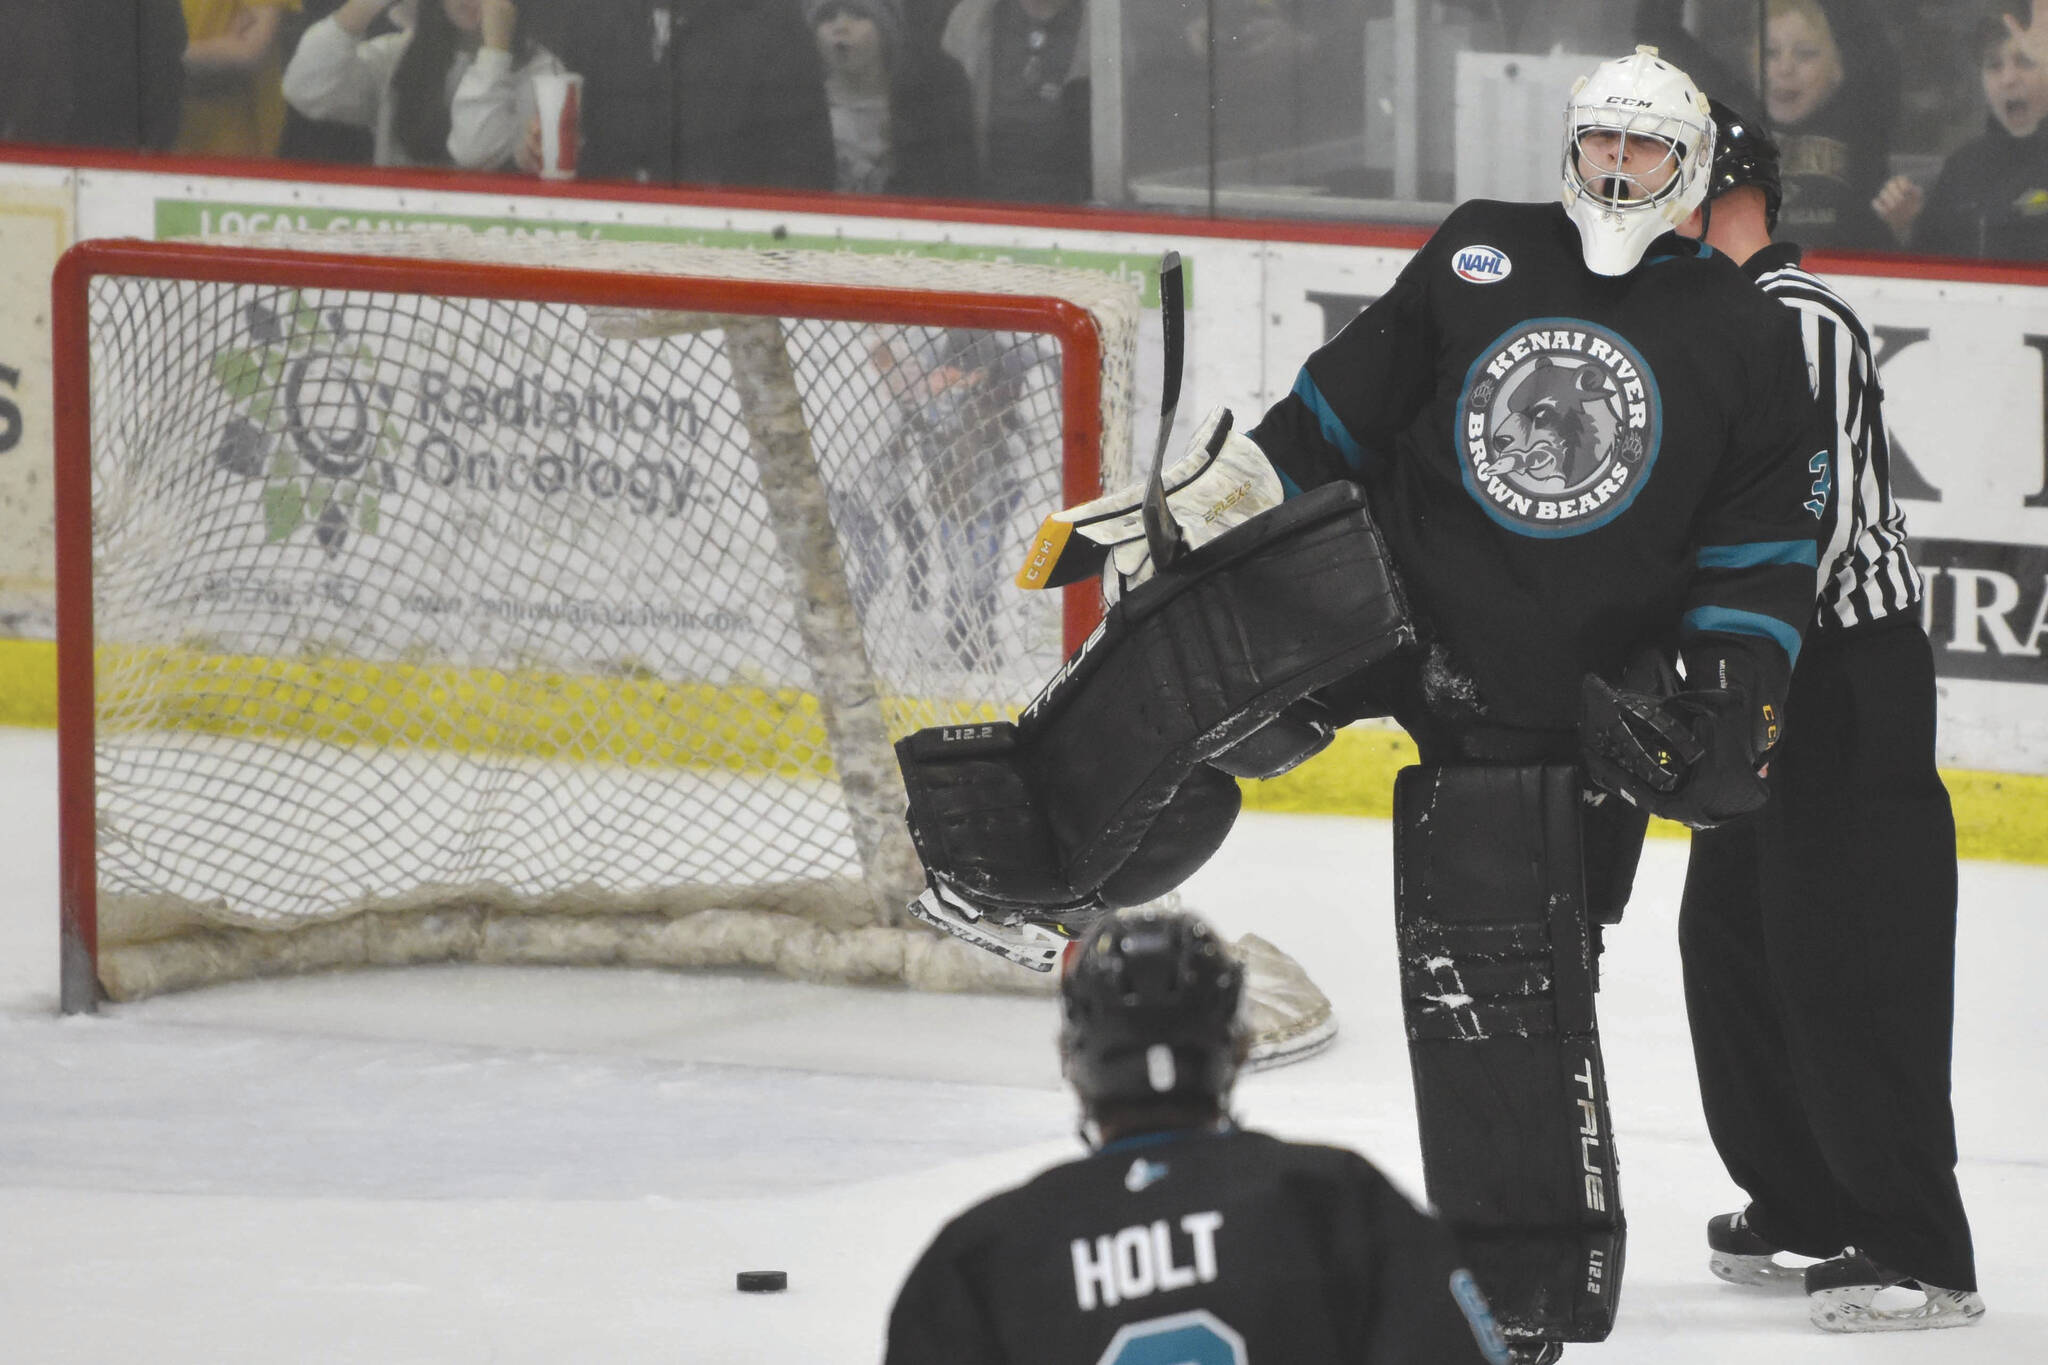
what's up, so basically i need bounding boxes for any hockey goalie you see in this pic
[893,46,1836,1365]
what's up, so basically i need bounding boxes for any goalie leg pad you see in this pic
[1031,481,1413,894]
[1394,762,1625,1345]
[895,721,1083,916]
[896,728,1243,917]
[900,482,1411,913]
[1095,765,1242,907]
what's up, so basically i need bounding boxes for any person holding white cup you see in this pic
[283,0,572,170]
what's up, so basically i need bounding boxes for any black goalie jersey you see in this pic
[883,1127,1506,1365]
[1250,200,1836,733]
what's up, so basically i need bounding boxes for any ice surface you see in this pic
[1,728,2042,1361]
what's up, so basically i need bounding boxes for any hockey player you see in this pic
[883,907,1511,1365]
[1674,100,1986,1334]
[895,46,1834,1360]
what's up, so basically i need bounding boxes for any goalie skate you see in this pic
[1706,1210,1811,1291]
[907,883,1091,973]
[1806,1251,1986,1333]
[1235,932,1337,1070]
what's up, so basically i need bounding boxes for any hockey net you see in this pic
[54,233,1333,1064]
[55,233,1143,1008]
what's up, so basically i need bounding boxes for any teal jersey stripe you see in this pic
[1645,243,1714,265]
[1697,540,1819,569]
[1292,368,1371,476]
[1682,606,1802,668]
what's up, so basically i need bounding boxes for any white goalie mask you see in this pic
[1561,46,1715,276]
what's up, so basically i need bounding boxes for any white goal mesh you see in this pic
[58,235,1141,1006]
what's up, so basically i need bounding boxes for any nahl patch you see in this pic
[1456,318,1663,537]
[1452,245,1513,284]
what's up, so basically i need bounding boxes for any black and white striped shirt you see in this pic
[1747,243,1922,630]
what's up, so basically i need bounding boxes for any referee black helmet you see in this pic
[1706,97,1782,231]
[1059,908,1246,1120]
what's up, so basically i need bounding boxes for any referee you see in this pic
[1675,101,1983,1333]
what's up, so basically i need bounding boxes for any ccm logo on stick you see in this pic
[1453,247,1513,284]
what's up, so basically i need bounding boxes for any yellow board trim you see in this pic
[2,639,2042,865]
[0,639,58,729]
[0,639,1001,778]
[91,644,843,776]
[1238,726,2048,867]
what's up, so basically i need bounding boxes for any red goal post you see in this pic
[52,234,1141,1012]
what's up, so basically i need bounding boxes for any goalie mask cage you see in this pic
[53,234,1141,1013]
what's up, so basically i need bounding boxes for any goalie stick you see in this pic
[1015,251,1199,590]
[1140,250,1189,573]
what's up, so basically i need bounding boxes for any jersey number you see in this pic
[1806,449,1832,520]
[1094,1309,1248,1365]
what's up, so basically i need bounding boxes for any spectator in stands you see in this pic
[277,0,388,162]
[539,0,834,190]
[177,0,300,156]
[1762,0,1900,250]
[942,0,1089,204]
[1875,3,2048,259]
[0,0,187,149]
[807,0,977,197]
[282,0,566,168]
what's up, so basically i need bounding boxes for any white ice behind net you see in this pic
[83,236,1140,999]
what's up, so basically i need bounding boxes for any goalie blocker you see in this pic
[897,482,1414,967]
[1395,762,1625,1350]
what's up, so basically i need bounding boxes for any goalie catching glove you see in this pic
[1578,644,1783,829]
[1015,406,1285,597]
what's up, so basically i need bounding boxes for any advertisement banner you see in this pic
[78,271,1073,701]
[0,170,73,639]
[1918,537,2048,686]
[76,172,1189,449]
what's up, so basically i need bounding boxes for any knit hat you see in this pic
[804,0,905,71]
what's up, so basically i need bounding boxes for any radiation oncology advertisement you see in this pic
[1,163,2042,846]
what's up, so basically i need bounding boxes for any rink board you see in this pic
[1,159,2045,849]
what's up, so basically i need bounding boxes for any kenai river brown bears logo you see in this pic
[1457,319,1662,537]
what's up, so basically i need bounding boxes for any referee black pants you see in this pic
[1678,616,1976,1291]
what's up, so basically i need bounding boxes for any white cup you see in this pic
[532,72,584,181]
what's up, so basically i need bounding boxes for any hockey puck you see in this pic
[736,1270,787,1293]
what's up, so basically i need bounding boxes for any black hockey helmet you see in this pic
[1705,97,1782,232]
[1058,908,1246,1119]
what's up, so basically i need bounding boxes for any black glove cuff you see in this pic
[1679,634,1791,758]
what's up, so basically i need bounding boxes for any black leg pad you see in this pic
[1034,482,1411,894]
[896,722,1076,914]
[1394,762,1625,1345]
[1095,765,1242,906]
[899,482,1412,912]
